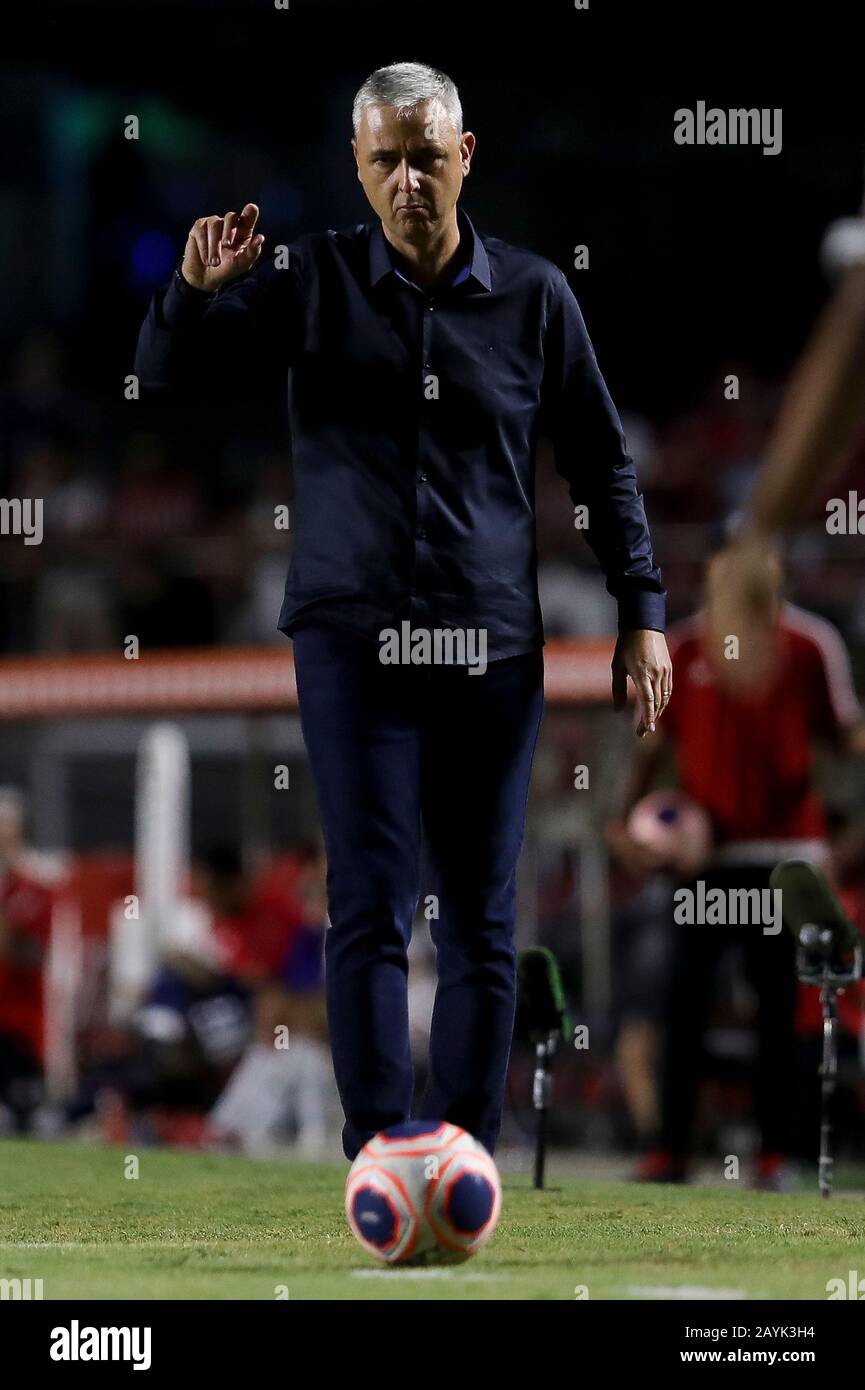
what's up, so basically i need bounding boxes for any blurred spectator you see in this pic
[15,437,110,537]
[231,451,294,643]
[17,438,115,651]
[115,543,219,647]
[112,432,202,543]
[68,844,328,1152]
[205,843,329,1156]
[0,328,92,485]
[0,787,55,1133]
[610,546,865,1186]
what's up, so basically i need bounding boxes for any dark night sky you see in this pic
[6,0,865,419]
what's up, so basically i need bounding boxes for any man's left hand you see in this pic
[611,629,672,737]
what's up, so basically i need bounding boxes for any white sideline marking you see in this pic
[0,1242,508,1281]
[627,1284,746,1300]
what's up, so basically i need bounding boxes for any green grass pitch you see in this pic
[0,1139,863,1300]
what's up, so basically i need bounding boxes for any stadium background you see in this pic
[2,2,865,1170]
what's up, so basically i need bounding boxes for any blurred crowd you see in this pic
[0,779,335,1154]
[4,317,865,1173]
[4,323,865,659]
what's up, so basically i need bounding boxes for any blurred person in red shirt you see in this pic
[203,845,325,1001]
[135,845,327,1093]
[201,844,330,1155]
[607,546,865,1186]
[68,842,331,1149]
[0,788,55,1132]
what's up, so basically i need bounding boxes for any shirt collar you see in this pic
[368,206,491,293]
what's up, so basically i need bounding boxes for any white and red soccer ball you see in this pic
[627,789,713,876]
[345,1120,502,1265]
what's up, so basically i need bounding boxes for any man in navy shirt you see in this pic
[135,60,671,1159]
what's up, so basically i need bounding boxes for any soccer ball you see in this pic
[627,789,712,876]
[345,1120,502,1265]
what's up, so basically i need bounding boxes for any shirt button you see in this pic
[418,471,427,482]
[417,527,426,540]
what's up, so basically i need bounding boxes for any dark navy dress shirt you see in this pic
[134,206,665,656]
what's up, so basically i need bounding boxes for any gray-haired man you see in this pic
[135,61,671,1158]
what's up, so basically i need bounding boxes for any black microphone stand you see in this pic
[795,930,862,1199]
[532,1034,558,1189]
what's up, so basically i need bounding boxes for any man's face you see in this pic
[352,99,474,245]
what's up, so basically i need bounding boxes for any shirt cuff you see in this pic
[616,590,667,634]
[160,265,217,328]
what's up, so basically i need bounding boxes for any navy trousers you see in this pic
[292,624,544,1159]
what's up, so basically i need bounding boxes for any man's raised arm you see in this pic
[134,202,301,394]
